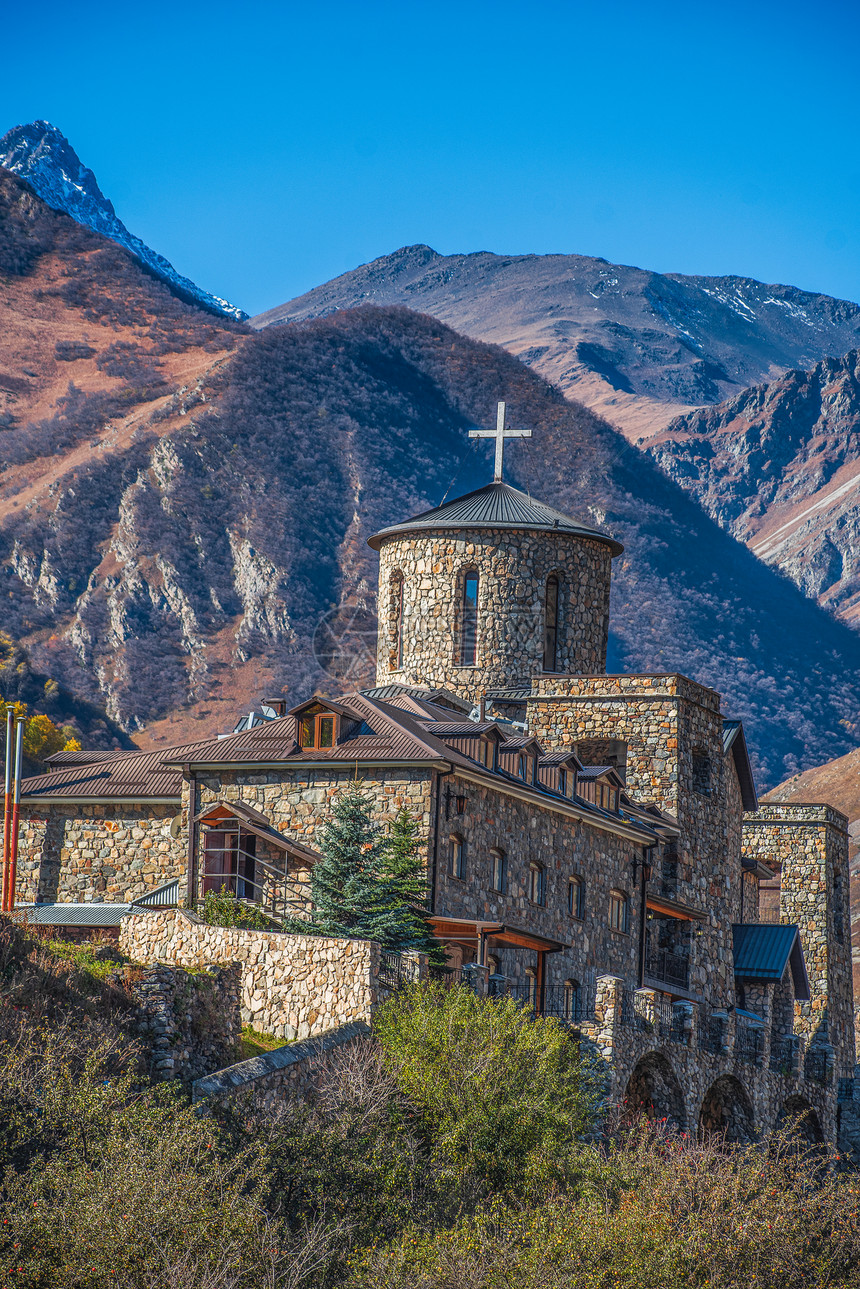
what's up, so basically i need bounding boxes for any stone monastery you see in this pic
[12,403,859,1146]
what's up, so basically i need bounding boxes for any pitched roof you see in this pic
[367,481,624,555]
[723,719,758,812]
[21,746,186,802]
[733,923,810,1000]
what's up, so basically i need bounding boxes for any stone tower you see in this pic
[742,803,855,1077]
[368,481,622,708]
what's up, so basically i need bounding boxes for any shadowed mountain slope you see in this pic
[254,243,860,442]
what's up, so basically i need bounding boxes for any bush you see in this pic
[199,886,274,931]
[373,982,604,1193]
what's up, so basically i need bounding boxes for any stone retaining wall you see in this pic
[192,1021,371,1113]
[120,909,385,1041]
[128,962,241,1082]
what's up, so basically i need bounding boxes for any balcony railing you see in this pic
[488,979,597,1026]
[769,1033,798,1075]
[619,988,687,1043]
[736,1022,764,1067]
[644,949,690,990]
[804,1047,831,1085]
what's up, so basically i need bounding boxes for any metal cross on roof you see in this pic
[469,401,532,482]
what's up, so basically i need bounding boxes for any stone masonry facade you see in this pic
[376,527,612,706]
[528,674,743,1007]
[17,802,184,904]
[743,804,854,1073]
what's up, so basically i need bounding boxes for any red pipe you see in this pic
[7,719,24,913]
[2,709,13,912]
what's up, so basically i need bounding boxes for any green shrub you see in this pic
[372,982,604,1193]
[199,887,274,931]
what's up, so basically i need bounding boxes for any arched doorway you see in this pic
[625,1052,686,1129]
[699,1075,755,1143]
[776,1095,824,1145]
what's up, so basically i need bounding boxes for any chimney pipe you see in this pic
[7,719,24,913]
[2,709,12,912]
[479,695,486,723]
[265,698,287,718]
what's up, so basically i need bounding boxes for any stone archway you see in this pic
[624,1051,686,1129]
[776,1095,824,1144]
[699,1075,755,1143]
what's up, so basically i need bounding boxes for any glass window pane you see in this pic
[318,716,335,747]
[299,716,314,747]
[460,573,479,666]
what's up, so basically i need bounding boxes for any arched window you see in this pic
[490,848,507,893]
[568,875,585,919]
[543,574,559,672]
[528,861,546,906]
[450,834,466,881]
[459,570,479,666]
[609,889,630,933]
[564,978,583,1022]
[389,571,404,671]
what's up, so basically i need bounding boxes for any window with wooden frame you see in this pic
[525,966,538,1008]
[459,570,479,666]
[450,834,466,881]
[609,889,630,933]
[543,573,560,672]
[568,875,585,919]
[298,709,338,749]
[388,571,405,671]
[558,768,567,797]
[490,848,507,893]
[528,861,546,906]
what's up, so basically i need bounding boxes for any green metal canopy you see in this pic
[733,923,810,1000]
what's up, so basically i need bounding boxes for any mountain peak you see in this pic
[0,120,247,322]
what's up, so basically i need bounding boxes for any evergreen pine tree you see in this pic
[292,783,407,946]
[382,807,448,965]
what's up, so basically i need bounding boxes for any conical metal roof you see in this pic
[368,481,623,555]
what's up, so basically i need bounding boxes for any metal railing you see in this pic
[698,1010,726,1055]
[618,988,686,1043]
[769,1034,798,1075]
[644,948,690,990]
[736,1022,764,1067]
[486,978,597,1026]
[804,1048,831,1085]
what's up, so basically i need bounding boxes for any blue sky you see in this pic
[3,0,859,316]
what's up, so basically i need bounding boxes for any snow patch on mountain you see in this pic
[0,120,247,321]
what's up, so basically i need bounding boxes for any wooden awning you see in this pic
[194,801,322,865]
[646,894,707,922]
[429,916,566,953]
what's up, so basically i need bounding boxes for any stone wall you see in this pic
[375,526,613,706]
[436,768,643,991]
[188,767,433,877]
[120,909,386,1041]
[743,804,855,1076]
[129,961,241,1081]
[192,1020,371,1113]
[528,673,743,1009]
[16,802,184,905]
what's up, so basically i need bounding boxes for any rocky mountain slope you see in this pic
[5,166,860,786]
[254,243,860,442]
[0,121,247,321]
[647,353,860,628]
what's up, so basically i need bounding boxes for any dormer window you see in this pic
[299,710,338,749]
[558,768,567,797]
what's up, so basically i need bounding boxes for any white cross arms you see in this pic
[469,401,532,482]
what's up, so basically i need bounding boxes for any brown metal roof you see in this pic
[22,746,186,801]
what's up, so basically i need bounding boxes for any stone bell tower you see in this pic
[367,403,623,708]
